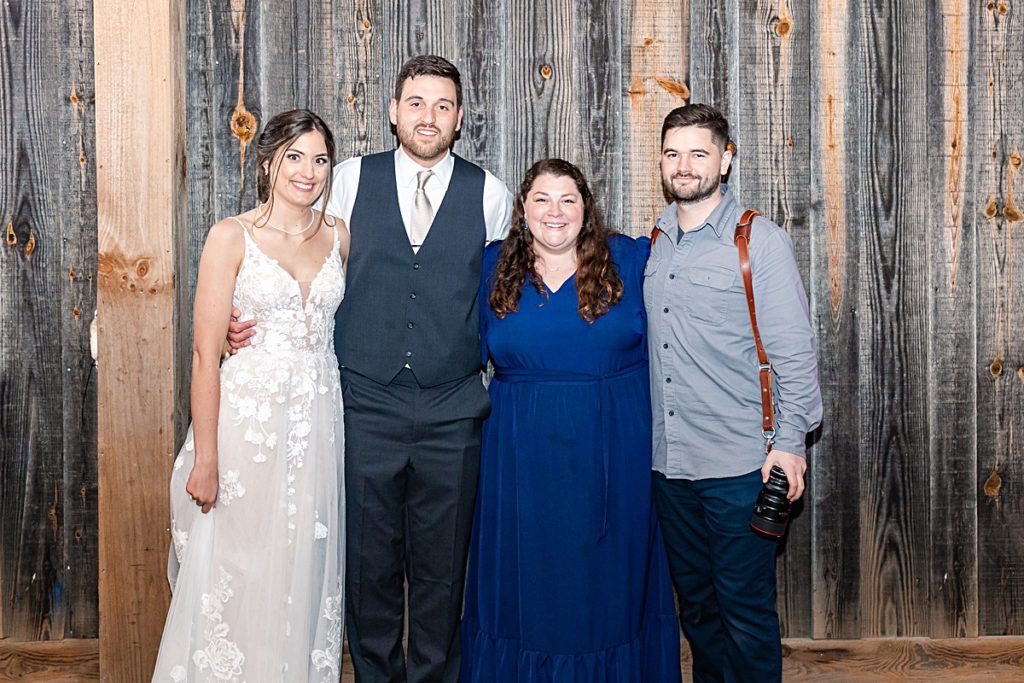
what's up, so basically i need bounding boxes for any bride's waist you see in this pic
[226,345,337,362]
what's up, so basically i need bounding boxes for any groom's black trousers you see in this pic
[341,367,489,683]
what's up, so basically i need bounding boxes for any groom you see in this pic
[233,55,510,682]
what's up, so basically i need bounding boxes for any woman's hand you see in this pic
[186,461,219,514]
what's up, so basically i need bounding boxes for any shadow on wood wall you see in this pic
[1,0,1022,679]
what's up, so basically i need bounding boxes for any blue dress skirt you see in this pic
[460,235,681,682]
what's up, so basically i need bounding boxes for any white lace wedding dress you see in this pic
[153,223,346,682]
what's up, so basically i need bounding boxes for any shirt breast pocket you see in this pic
[685,266,736,326]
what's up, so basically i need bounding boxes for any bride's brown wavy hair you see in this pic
[489,159,623,323]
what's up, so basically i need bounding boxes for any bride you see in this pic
[152,109,348,681]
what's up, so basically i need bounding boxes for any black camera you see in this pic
[750,465,791,538]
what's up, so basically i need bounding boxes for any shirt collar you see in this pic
[655,183,737,242]
[394,146,454,189]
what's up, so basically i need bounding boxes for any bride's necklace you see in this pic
[256,207,317,236]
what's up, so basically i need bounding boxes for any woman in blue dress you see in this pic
[461,159,681,682]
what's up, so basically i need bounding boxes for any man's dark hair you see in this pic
[393,55,463,108]
[661,104,730,151]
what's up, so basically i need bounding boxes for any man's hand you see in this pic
[762,449,807,501]
[226,307,256,354]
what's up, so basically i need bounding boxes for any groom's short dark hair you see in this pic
[394,55,463,108]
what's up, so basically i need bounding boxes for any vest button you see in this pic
[413,263,420,270]
[407,322,415,329]
[405,351,412,358]
[409,292,417,299]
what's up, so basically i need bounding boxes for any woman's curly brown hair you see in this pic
[489,158,623,323]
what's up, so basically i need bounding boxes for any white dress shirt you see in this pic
[323,147,512,246]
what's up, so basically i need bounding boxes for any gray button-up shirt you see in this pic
[644,185,822,479]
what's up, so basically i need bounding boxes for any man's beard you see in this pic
[662,172,720,204]
[396,122,455,163]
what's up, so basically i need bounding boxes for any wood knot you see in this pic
[135,259,151,278]
[24,231,36,256]
[987,1,995,10]
[73,305,81,320]
[1017,366,1024,383]
[989,355,1003,378]
[539,64,552,80]
[786,136,794,149]
[655,78,689,100]
[230,105,257,145]
[776,17,793,38]
[69,267,76,284]
[1005,203,1023,223]
[5,222,15,246]
[74,528,83,541]
[983,464,1002,500]
[1010,149,1022,170]
[70,86,80,107]
[361,18,371,31]
[999,1,1008,15]
[642,37,654,48]
[97,257,113,275]
[984,199,998,218]
[346,92,356,106]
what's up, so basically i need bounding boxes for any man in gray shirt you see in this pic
[645,104,822,681]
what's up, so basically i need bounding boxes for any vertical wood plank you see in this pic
[504,0,577,182]
[975,0,1024,637]
[621,0,688,236]
[849,0,931,638]
[926,0,978,639]
[809,0,861,639]
[458,0,509,182]
[688,0,736,119]
[726,0,814,637]
[569,0,622,224]
[333,0,387,159]
[58,0,99,639]
[95,0,184,677]
[0,0,98,640]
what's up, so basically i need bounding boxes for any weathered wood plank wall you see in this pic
[1,0,1023,675]
[0,0,98,642]
[182,0,1024,643]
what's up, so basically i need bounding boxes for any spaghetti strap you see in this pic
[230,215,255,244]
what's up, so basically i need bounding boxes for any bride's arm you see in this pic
[187,219,244,514]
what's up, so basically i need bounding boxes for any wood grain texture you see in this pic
[687,0,735,117]
[974,0,1024,637]
[848,0,931,638]
[620,0,688,235]
[779,636,1024,681]
[0,639,99,681]
[457,0,508,186]
[727,0,813,637]
[570,0,622,224]
[926,0,978,639]
[809,0,861,640]
[95,0,184,677]
[333,0,387,159]
[504,0,577,181]
[0,0,98,641]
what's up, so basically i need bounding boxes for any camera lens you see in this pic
[750,465,791,538]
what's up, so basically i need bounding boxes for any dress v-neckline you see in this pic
[543,272,576,295]
[242,226,338,308]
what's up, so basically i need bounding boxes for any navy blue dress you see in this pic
[461,235,681,682]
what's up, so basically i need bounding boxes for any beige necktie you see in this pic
[410,170,434,247]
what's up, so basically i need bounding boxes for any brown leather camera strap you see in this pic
[733,209,776,452]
